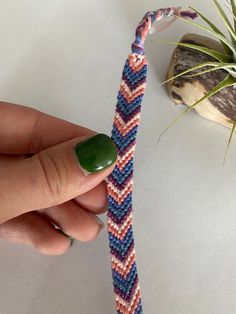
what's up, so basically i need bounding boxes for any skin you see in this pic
[0,101,116,255]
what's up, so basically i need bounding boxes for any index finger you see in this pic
[0,101,96,154]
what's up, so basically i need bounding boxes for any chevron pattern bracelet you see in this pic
[106,7,197,314]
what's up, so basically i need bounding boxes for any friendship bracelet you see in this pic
[107,7,197,314]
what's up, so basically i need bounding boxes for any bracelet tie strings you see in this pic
[107,7,197,314]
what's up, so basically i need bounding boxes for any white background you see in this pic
[0,1,236,313]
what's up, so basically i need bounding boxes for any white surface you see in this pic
[0,1,236,313]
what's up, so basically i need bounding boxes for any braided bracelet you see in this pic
[106,7,197,314]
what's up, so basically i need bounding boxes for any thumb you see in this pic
[0,134,117,223]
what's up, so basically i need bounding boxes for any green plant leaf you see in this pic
[213,0,236,47]
[164,41,233,62]
[230,0,236,32]
[158,75,236,142]
[185,63,236,78]
[175,15,236,59]
[161,61,221,86]
[189,6,232,55]
[224,117,236,164]
[227,68,236,77]
[189,6,226,36]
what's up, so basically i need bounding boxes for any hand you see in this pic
[0,102,117,255]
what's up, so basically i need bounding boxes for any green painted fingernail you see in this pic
[75,134,117,173]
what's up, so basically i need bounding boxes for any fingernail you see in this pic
[87,212,105,229]
[94,215,104,228]
[74,134,117,174]
[56,228,75,247]
[57,228,68,237]
[70,238,75,248]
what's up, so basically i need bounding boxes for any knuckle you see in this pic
[34,235,69,255]
[60,218,80,239]
[80,230,99,242]
[63,222,77,238]
[80,233,98,242]
[36,150,69,204]
[73,225,100,242]
[58,207,100,242]
[63,222,98,242]
[27,110,43,153]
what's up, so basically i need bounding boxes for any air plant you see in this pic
[161,0,236,161]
